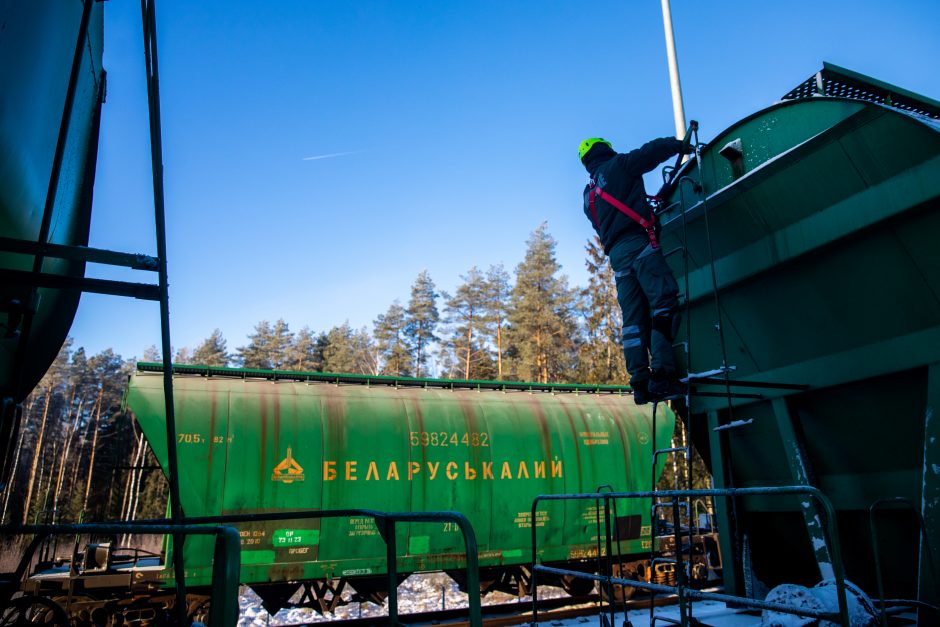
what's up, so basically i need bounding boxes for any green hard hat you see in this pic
[579,137,612,161]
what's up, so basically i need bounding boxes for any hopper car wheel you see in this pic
[560,575,595,597]
[187,598,211,625]
[598,563,638,603]
[0,596,70,627]
[598,581,636,603]
[50,596,96,627]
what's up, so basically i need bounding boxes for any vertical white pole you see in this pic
[661,0,687,139]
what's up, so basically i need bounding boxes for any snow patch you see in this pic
[761,579,877,627]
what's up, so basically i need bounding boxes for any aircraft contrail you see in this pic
[302,150,364,161]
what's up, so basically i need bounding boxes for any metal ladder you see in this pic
[0,1,190,622]
[644,122,815,626]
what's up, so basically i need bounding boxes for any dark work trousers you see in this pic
[609,236,680,385]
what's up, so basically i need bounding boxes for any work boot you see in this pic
[631,379,653,405]
[649,373,688,400]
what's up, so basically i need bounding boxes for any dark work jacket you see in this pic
[582,137,683,254]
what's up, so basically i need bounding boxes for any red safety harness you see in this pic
[588,181,660,249]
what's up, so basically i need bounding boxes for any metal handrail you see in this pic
[132,508,482,627]
[0,522,240,627]
[530,486,851,626]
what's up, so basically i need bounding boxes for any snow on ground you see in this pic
[237,573,567,626]
[550,601,761,626]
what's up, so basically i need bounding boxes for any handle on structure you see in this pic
[658,120,700,199]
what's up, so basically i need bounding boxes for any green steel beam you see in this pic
[135,362,639,394]
[771,398,833,580]
[707,409,739,596]
[0,236,159,271]
[691,326,940,414]
[0,268,160,300]
[922,364,940,607]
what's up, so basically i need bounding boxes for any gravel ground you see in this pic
[237,574,568,625]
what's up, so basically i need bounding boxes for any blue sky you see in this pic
[71,0,940,362]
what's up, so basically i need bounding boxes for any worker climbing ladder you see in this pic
[644,120,830,626]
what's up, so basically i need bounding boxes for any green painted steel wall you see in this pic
[126,370,674,587]
[0,2,105,402]
[660,96,940,599]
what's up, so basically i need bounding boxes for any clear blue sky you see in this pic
[70,0,940,362]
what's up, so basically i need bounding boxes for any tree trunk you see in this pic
[2,400,30,524]
[121,431,145,544]
[81,392,103,516]
[496,325,503,379]
[463,315,473,380]
[67,399,94,509]
[22,389,54,524]
[52,395,82,521]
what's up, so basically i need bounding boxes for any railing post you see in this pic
[209,526,241,627]
[603,493,615,625]
[454,514,482,627]
[383,517,398,625]
[530,496,540,625]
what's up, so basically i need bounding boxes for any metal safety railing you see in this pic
[529,486,852,627]
[0,522,241,627]
[133,508,482,627]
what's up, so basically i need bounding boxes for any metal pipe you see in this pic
[660,0,687,140]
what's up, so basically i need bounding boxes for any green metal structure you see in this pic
[0,1,209,623]
[124,364,674,605]
[658,62,940,608]
[0,1,105,438]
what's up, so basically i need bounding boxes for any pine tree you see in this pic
[441,267,494,380]
[236,319,293,369]
[374,302,413,376]
[322,323,375,374]
[285,326,323,372]
[578,236,628,383]
[506,223,579,383]
[173,347,193,364]
[404,271,439,378]
[483,264,512,380]
[192,329,230,367]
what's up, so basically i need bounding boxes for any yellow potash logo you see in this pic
[272,446,304,483]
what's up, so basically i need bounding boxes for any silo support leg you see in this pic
[771,398,834,580]
[707,409,739,596]
[921,364,940,607]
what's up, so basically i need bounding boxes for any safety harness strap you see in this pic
[588,183,660,249]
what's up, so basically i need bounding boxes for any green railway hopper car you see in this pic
[659,63,939,605]
[125,365,674,609]
[0,2,105,404]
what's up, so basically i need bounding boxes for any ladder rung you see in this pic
[683,365,736,382]
[691,376,810,391]
[651,617,682,627]
[663,245,685,258]
[712,418,755,432]
[655,446,687,456]
[691,390,764,400]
